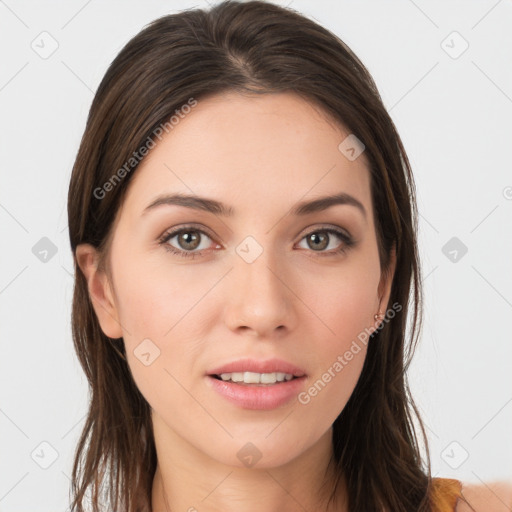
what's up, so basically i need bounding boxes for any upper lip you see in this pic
[207,358,307,377]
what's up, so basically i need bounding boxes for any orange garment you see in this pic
[431,477,463,512]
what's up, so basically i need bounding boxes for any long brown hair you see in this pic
[67,1,441,510]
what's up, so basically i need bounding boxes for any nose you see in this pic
[223,247,298,338]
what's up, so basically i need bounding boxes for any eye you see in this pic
[296,227,355,256]
[158,226,220,259]
[158,224,355,259]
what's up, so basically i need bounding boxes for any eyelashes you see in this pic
[157,224,356,260]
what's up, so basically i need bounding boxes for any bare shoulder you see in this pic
[456,480,512,512]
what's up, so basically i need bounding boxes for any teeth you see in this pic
[219,371,295,384]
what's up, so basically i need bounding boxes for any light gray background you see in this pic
[1,0,511,510]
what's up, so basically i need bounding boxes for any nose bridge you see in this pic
[225,234,295,334]
[235,235,286,303]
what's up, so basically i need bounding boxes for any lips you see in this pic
[206,373,307,410]
[207,357,307,378]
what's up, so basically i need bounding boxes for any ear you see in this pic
[75,243,123,339]
[377,243,397,315]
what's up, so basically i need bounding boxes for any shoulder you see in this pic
[456,480,512,512]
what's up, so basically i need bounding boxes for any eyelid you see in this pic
[298,223,352,240]
[159,223,219,243]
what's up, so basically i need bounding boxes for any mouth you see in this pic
[206,372,307,410]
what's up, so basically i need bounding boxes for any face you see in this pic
[77,91,395,469]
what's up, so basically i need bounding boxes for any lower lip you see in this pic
[206,375,307,410]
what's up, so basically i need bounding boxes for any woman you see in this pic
[66,1,509,510]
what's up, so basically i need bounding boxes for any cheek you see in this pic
[308,260,380,343]
[298,259,379,413]
[110,254,213,397]
[112,252,208,341]
[298,291,373,424]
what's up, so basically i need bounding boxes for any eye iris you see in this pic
[179,231,200,250]
[308,231,328,251]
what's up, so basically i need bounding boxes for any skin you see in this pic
[456,481,512,511]
[76,91,396,512]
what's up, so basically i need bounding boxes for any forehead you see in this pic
[121,91,372,221]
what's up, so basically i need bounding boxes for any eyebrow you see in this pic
[142,192,367,219]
